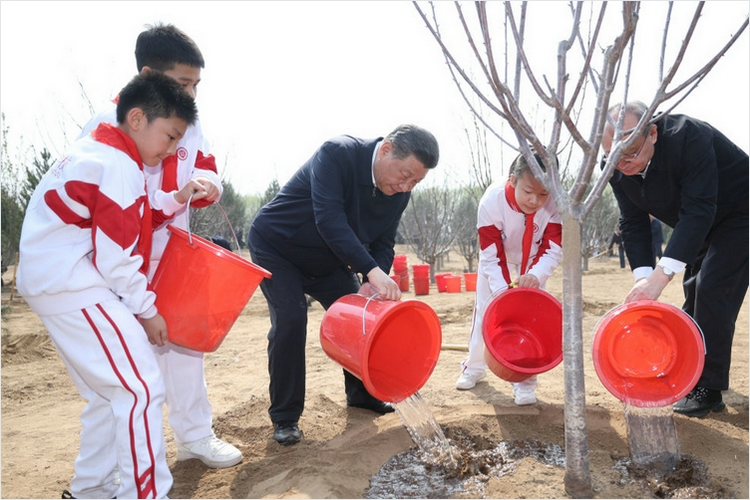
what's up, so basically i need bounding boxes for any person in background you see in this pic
[17,72,197,499]
[79,23,240,469]
[249,124,439,446]
[650,215,664,261]
[608,224,626,269]
[602,100,748,418]
[455,149,563,405]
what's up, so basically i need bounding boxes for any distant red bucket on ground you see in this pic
[592,301,705,407]
[464,272,477,292]
[152,225,271,352]
[320,294,442,403]
[412,264,430,278]
[483,288,562,382]
[445,275,462,293]
[413,276,429,295]
[434,273,451,293]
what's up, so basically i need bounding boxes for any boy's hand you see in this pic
[516,274,540,288]
[142,314,169,346]
[363,267,401,301]
[192,177,220,202]
[174,178,219,204]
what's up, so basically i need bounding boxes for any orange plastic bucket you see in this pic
[320,294,442,403]
[445,275,462,293]
[463,272,477,291]
[592,301,705,407]
[482,288,562,382]
[151,225,271,352]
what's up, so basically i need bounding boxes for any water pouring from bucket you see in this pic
[320,294,442,403]
[482,287,563,382]
[592,300,705,471]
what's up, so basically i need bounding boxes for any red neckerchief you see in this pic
[91,123,152,275]
[504,180,535,276]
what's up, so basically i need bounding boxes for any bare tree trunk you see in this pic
[561,214,593,498]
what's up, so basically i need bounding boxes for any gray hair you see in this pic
[608,101,650,135]
[384,124,439,170]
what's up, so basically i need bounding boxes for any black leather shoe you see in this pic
[673,386,725,417]
[273,421,302,446]
[347,399,395,414]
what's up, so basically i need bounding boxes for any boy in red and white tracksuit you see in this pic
[17,72,198,499]
[78,23,241,470]
[456,151,563,405]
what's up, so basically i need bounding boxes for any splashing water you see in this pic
[624,404,680,472]
[394,392,458,468]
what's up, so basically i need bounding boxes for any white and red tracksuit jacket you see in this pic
[478,179,563,291]
[17,124,156,318]
[79,104,222,266]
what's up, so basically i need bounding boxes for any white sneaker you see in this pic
[514,387,537,406]
[456,371,486,390]
[176,434,242,469]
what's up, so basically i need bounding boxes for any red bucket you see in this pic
[320,294,442,403]
[434,273,451,293]
[445,275,462,293]
[592,301,705,407]
[151,225,271,352]
[463,272,477,292]
[482,288,562,382]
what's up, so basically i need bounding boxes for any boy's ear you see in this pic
[140,66,153,75]
[126,107,146,131]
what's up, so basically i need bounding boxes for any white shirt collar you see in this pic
[371,140,383,186]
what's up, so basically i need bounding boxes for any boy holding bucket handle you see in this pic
[456,150,563,405]
[79,24,242,469]
[249,125,439,446]
[16,72,197,499]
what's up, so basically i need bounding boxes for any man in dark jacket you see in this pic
[602,101,748,418]
[249,124,439,445]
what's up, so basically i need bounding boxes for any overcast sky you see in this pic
[1,1,748,196]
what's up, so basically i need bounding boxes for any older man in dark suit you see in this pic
[602,101,748,418]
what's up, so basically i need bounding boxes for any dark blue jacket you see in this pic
[250,135,409,278]
[608,114,748,269]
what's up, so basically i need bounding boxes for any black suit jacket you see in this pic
[608,114,748,269]
[251,135,409,278]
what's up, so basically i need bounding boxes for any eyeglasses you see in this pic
[603,136,648,163]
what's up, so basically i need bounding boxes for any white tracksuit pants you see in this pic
[460,267,544,394]
[150,342,212,444]
[42,300,171,499]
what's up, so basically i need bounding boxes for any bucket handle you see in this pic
[185,191,241,250]
[362,292,382,336]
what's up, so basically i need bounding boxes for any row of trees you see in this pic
[2,115,621,283]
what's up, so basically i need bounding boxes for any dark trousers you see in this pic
[248,231,377,424]
[617,246,626,269]
[683,208,748,391]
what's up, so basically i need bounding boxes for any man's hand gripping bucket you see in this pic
[320,293,442,403]
[151,194,271,352]
[482,287,563,382]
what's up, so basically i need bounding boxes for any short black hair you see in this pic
[116,71,198,126]
[135,23,205,72]
[385,124,440,170]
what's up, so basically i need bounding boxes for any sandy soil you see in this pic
[2,247,748,499]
